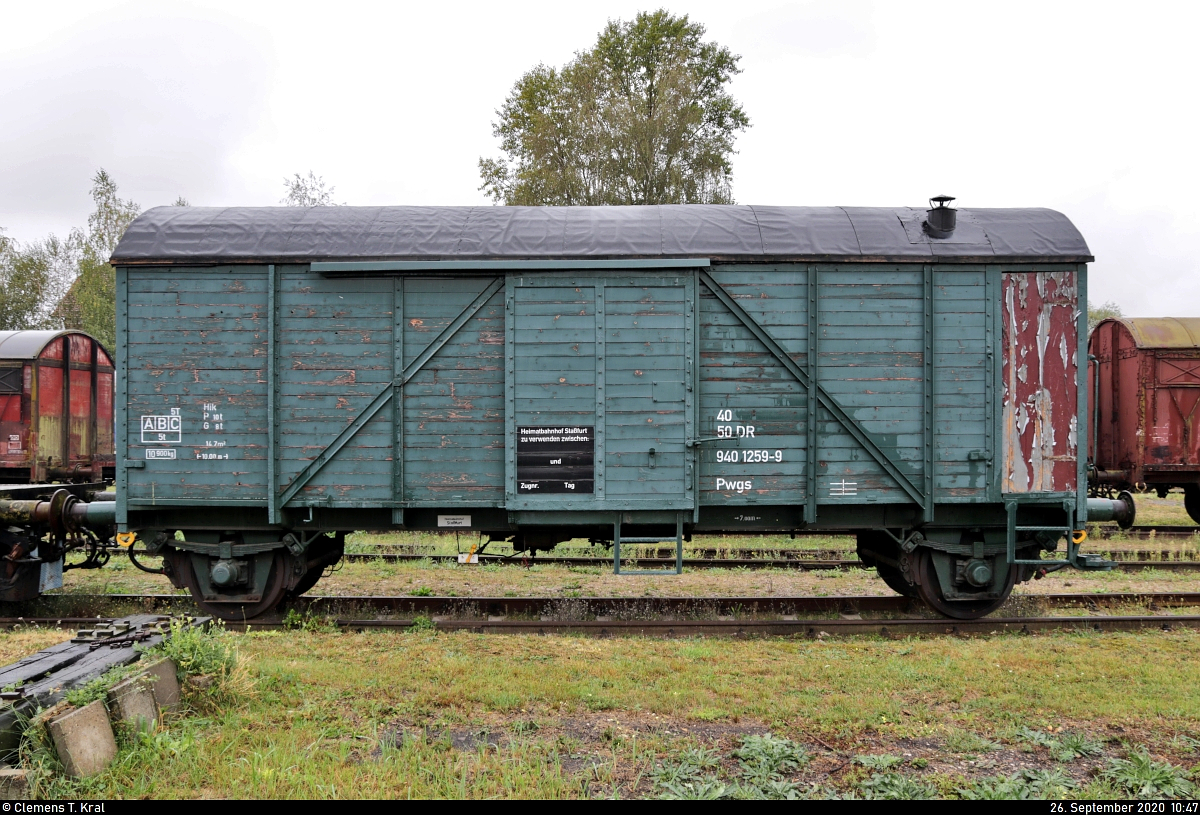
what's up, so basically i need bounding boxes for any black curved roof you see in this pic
[111,205,1092,264]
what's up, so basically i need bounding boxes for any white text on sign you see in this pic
[140,414,182,444]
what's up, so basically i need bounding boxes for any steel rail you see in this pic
[329,615,1200,637]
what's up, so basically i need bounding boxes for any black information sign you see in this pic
[517,426,594,494]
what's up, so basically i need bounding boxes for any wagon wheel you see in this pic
[914,548,1017,620]
[286,566,325,599]
[875,562,918,598]
[1185,485,1200,526]
[284,536,345,599]
[177,550,289,622]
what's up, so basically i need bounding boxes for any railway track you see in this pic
[12,589,1200,620]
[1113,525,1200,539]
[6,591,1198,638]
[337,615,1200,638]
[3,610,1195,638]
[338,551,1200,571]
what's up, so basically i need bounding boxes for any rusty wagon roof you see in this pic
[0,330,96,360]
[110,205,1093,264]
[1099,317,1200,349]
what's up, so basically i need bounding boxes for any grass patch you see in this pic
[3,626,1195,798]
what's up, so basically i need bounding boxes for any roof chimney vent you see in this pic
[924,195,957,239]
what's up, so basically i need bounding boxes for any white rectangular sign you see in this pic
[437,515,471,528]
[141,415,181,443]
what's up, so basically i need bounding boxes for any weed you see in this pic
[142,618,254,709]
[910,758,929,769]
[732,733,809,780]
[858,772,938,800]
[408,616,436,633]
[944,730,997,754]
[658,778,730,799]
[1103,749,1195,799]
[855,754,903,771]
[147,619,236,681]
[411,586,433,597]
[649,745,720,787]
[512,720,540,736]
[281,608,338,633]
[1023,768,1080,798]
[960,768,1077,800]
[1015,726,1059,748]
[18,707,64,796]
[1016,726,1105,762]
[730,778,805,799]
[1055,732,1104,762]
[63,663,142,708]
[1170,734,1200,754]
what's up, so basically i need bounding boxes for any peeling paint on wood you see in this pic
[1001,271,1078,492]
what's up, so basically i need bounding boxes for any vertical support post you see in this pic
[89,339,98,467]
[595,280,606,502]
[392,277,406,526]
[61,335,70,467]
[805,266,819,524]
[686,272,698,523]
[923,264,936,524]
[1006,499,1017,563]
[1075,263,1089,525]
[504,275,518,505]
[115,266,128,527]
[675,512,683,575]
[612,516,621,574]
[30,361,41,483]
[267,264,279,524]
[985,265,998,502]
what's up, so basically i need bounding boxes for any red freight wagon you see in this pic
[0,330,115,484]
[1088,317,1200,523]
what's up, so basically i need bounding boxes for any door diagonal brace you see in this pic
[698,270,925,508]
[277,277,504,508]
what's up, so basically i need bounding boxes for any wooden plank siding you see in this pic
[120,263,1062,519]
[402,278,506,505]
[125,267,270,503]
[698,269,807,506]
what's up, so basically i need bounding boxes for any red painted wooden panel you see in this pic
[1000,271,1078,492]
[41,338,62,360]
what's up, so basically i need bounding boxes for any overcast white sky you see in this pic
[2,0,1196,314]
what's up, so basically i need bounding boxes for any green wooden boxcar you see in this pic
[110,203,1127,619]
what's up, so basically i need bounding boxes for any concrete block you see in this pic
[140,658,181,712]
[47,700,117,778]
[0,767,30,800]
[107,674,160,732]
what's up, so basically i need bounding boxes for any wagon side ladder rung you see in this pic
[614,514,684,576]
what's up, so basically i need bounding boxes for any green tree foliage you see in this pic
[1088,300,1123,333]
[0,229,76,332]
[479,9,750,206]
[55,170,141,351]
[281,172,341,207]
